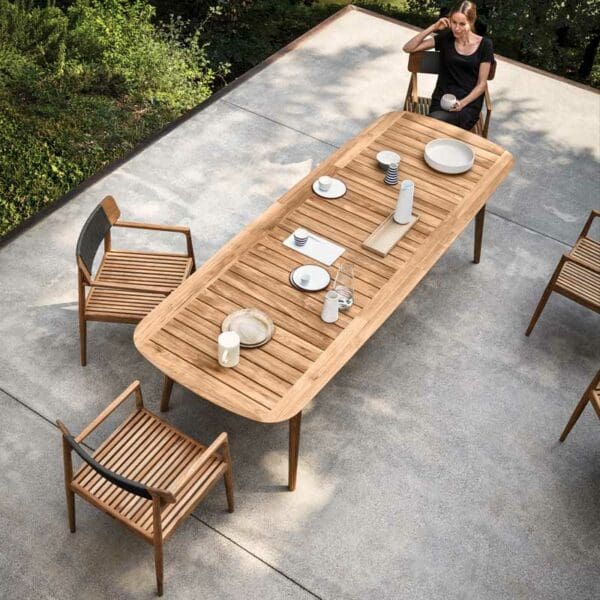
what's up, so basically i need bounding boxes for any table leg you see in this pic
[160,376,174,412]
[288,411,302,491]
[473,204,486,264]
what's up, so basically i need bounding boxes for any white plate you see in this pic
[376,150,401,170]
[312,178,346,199]
[291,265,331,291]
[424,138,474,174]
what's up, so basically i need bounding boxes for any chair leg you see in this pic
[62,438,76,532]
[473,205,485,264]
[154,542,164,596]
[79,315,87,367]
[160,376,174,412]
[152,498,164,596]
[525,283,554,336]
[222,440,235,513]
[560,392,590,442]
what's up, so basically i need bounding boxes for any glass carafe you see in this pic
[333,262,354,310]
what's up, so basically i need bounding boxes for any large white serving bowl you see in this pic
[424,138,474,174]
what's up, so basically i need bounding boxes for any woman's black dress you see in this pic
[430,30,494,130]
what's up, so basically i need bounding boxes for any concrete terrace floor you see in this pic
[1,7,599,600]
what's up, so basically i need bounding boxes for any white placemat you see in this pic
[283,229,345,266]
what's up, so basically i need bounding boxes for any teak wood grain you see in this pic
[135,112,513,427]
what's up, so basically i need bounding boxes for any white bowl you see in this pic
[376,150,401,170]
[424,138,474,174]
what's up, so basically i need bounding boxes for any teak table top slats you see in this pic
[135,111,513,423]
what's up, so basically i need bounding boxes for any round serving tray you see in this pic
[424,138,474,174]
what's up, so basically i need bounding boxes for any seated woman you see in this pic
[402,1,494,131]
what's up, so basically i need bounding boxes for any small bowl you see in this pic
[376,150,401,170]
[318,176,332,191]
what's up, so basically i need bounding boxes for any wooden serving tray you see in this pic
[362,214,419,257]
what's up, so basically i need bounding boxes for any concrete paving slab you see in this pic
[223,8,600,244]
[0,390,312,600]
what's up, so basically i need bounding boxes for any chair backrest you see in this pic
[408,50,496,81]
[63,431,152,500]
[76,196,121,274]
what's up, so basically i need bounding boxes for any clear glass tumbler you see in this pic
[333,262,354,310]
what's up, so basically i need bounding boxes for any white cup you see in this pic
[294,228,309,246]
[318,176,332,191]
[441,94,457,111]
[300,273,311,286]
[321,290,339,323]
[218,331,240,367]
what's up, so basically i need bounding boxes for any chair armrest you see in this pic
[75,381,143,443]
[564,253,600,275]
[114,220,191,235]
[167,432,229,501]
[579,210,600,239]
[89,279,172,295]
[114,220,196,267]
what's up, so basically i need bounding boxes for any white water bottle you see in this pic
[394,180,414,224]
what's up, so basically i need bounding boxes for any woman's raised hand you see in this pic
[433,17,450,31]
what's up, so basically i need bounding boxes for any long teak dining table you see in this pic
[134,111,514,490]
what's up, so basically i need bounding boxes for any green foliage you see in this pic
[0,0,224,238]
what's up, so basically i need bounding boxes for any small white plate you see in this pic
[312,178,346,199]
[376,150,401,170]
[291,265,331,291]
[424,138,474,174]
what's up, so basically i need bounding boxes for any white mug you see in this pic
[318,176,332,191]
[321,290,339,323]
[441,93,457,111]
[218,331,240,367]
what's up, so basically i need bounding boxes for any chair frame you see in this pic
[77,196,196,366]
[58,381,234,596]
[559,370,600,441]
[526,210,600,335]
[403,50,496,264]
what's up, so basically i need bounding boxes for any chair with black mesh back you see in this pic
[57,380,234,596]
[403,50,496,138]
[76,195,196,365]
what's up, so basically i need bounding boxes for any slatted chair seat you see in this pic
[76,196,196,364]
[526,210,600,335]
[86,251,193,323]
[58,381,234,596]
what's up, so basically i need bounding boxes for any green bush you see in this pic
[0,0,224,239]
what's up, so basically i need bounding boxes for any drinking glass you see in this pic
[333,262,354,310]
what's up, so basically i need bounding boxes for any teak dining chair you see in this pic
[76,195,196,366]
[403,51,496,264]
[57,380,234,596]
[560,370,600,441]
[403,50,496,139]
[526,210,599,335]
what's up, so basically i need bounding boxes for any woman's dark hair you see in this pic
[449,1,478,27]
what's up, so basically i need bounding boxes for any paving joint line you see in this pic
[221,98,340,149]
[191,514,324,599]
[1,384,324,599]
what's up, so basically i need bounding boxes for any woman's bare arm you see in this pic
[450,61,491,111]
[402,18,448,53]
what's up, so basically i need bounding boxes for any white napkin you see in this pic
[283,229,345,266]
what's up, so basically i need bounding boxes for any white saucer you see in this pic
[312,178,346,199]
[290,265,331,291]
[424,139,474,174]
